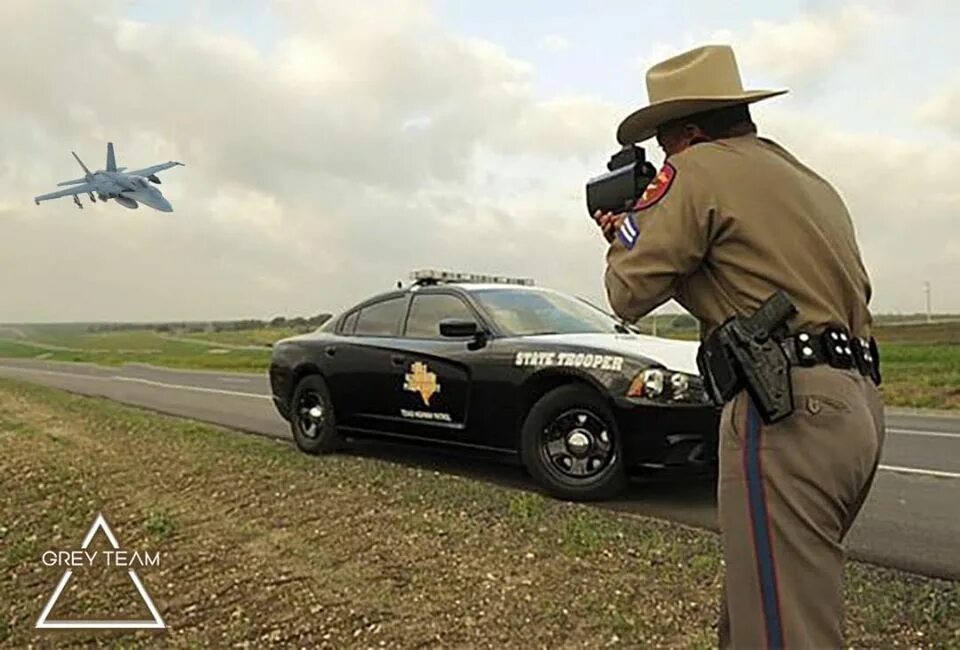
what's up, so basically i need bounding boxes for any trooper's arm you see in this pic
[604,158,715,321]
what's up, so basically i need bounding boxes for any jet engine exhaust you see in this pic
[114,195,139,209]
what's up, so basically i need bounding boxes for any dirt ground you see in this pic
[1,378,958,648]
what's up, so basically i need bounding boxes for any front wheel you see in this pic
[290,375,343,454]
[520,384,627,501]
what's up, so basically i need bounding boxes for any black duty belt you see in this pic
[779,327,881,386]
[696,291,881,423]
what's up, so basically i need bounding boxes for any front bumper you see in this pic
[612,402,720,469]
[268,364,294,421]
[273,395,291,421]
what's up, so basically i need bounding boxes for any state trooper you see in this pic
[596,45,885,648]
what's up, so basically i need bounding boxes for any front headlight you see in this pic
[670,372,690,399]
[627,369,703,403]
[627,369,664,398]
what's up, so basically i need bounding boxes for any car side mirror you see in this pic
[439,318,480,338]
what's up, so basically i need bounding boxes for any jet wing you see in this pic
[34,182,96,204]
[56,168,125,186]
[56,177,90,187]
[125,161,184,177]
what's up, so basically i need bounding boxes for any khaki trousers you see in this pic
[717,366,885,649]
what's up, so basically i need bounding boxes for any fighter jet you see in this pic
[34,143,184,212]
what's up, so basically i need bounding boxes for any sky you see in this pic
[1,0,958,322]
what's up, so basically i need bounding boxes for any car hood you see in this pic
[519,332,701,375]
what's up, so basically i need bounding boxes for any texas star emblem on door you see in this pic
[403,361,440,406]
[393,354,469,435]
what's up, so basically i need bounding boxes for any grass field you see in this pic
[873,320,960,344]
[0,326,271,372]
[1,378,958,647]
[2,319,959,409]
[871,322,960,409]
[175,327,307,347]
[876,344,960,409]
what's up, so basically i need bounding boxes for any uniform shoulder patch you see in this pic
[633,162,676,211]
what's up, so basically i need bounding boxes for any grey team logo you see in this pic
[36,512,165,630]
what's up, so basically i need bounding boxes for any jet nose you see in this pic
[156,196,173,212]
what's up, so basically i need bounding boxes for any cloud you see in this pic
[917,75,960,136]
[0,0,618,321]
[760,107,960,314]
[0,0,957,324]
[538,34,569,53]
[722,6,880,85]
[638,5,881,89]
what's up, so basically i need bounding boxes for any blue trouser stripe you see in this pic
[745,399,785,649]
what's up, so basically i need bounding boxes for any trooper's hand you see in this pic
[593,210,625,243]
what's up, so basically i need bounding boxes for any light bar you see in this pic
[409,269,535,286]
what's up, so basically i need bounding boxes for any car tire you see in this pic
[520,384,627,501]
[290,374,343,454]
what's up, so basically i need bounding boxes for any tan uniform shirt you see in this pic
[605,133,873,339]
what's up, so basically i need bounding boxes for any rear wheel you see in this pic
[290,375,342,454]
[521,384,626,501]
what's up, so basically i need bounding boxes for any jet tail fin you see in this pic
[71,151,92,179]
[106,142,117,172]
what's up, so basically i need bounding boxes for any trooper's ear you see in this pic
[683,123,711,144]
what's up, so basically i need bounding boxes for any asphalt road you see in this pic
[2,359,958,580]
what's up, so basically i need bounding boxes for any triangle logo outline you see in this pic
[35,512,166,630]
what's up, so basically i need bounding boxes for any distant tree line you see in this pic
[85,313,333,334]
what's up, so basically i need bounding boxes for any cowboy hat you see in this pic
[617,44,787,145]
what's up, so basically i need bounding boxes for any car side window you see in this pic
[404,293,475,338]
[340,310,359,335]
[353,297,406,337]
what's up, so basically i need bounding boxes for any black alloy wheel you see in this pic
[290,374,342,454]
[521,384,626,501]
[542,408,615,480]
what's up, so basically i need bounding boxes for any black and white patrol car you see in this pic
[269,270,719,500]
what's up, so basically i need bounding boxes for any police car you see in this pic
[269,270,719,501]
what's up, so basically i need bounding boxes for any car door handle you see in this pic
[324,346,337,357]
[391,354,406,367]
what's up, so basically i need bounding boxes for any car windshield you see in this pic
[472,287,628,336]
